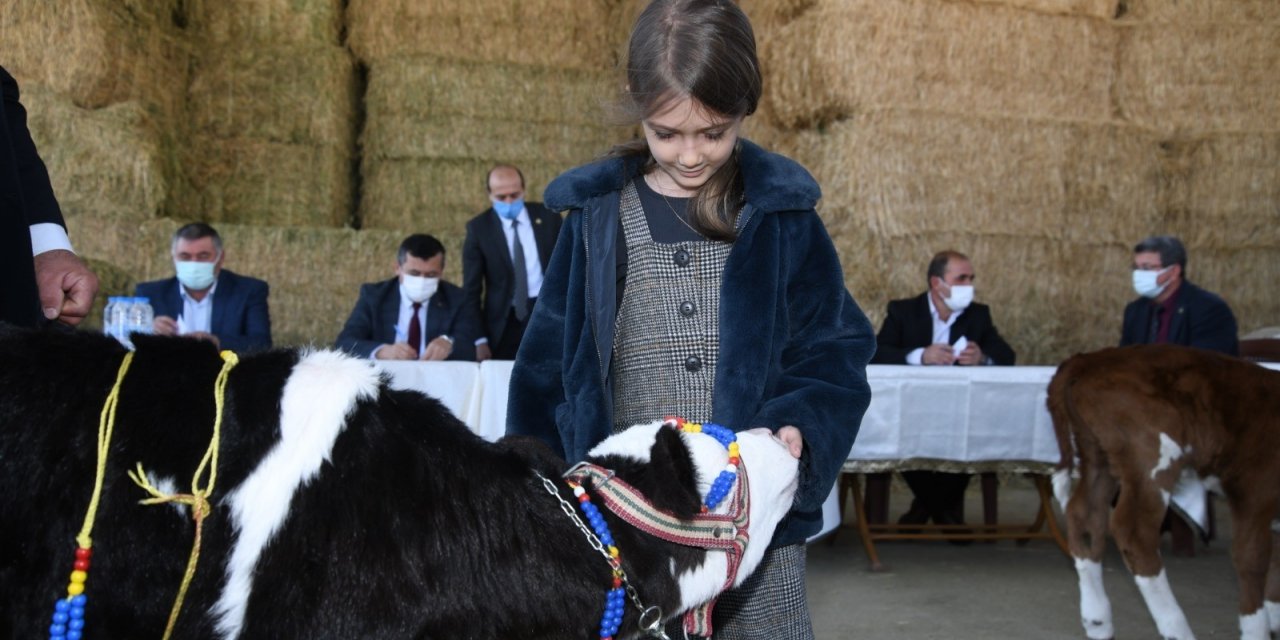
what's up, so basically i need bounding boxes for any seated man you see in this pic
[336,234,478,361]
[871,250,1015,533]
[135,222,271,352]
[1121,235,1238,555]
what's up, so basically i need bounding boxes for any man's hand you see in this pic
[476,343,493,362]
[186,331,221,348]
[922,343,957,366]
[956,341,985,366]
[420,337,453,361]
[375,342,418,360]
[153,315,179,336]
[33,249,98,326]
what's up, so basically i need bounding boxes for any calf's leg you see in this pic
[1067,464,1116,639]
[1267,522,1280,635]
[1111,476,1195,640]
[1228,500,1276,640]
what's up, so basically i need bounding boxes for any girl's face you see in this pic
[641,96,743,198]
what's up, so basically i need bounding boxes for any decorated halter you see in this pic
[549,416,752,640]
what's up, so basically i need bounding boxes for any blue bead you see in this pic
[52,611,68,624]
[69,607,84,620]
[68,618,85,631]
[72,595,87,606]
[54,600,70,613]
[50,623,66,635]
[67,631,82,640]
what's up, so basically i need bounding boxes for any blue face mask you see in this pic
[493,198,524,220]
[175,260,217,291]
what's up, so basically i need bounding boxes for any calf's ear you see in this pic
[645,427,702,519]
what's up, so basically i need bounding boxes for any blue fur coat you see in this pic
[507,139,874,545]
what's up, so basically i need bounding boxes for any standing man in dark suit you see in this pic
[135,223,271,352]
[1,64,98,328]
[871,250,1016,532]
[336,234,479,361]
[462,164,562,361]
[1122,235,1238,355]
[1121,235,1237,555]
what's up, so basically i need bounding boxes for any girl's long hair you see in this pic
[611,0,761,242]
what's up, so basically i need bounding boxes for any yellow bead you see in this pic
[67,582,85,596]
[70,570,87,584]
[609,546,620,558]
[728,442,740,455]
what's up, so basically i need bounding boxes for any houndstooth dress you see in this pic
[610,180,815,640]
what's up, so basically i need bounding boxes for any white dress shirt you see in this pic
[177,280,218,334]
[501,207,544,298]
[29,223,73,255]
[382,285,430,358]
[906,294,964,365]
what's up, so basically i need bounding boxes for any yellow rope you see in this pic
[128,349,239,640]
[75,351,135,550]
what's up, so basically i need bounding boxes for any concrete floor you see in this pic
[806,480,1245,639]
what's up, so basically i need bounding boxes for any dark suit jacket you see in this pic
[135,269,272,353]
[872,292,1016,365]
[1,65,65,327]
[334,277,479,361]
[1120,280,1238,356]
[462,203,562,344]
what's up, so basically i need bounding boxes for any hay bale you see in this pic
[0,0,190,119]
[1119,0,1280,23]
[179,136,353,228]
[1115,23,1280,135]
[185,0,344,45]
[21,87,167,222]
[1189,247,1280,338]
[365,56,618,126]
[758,0,1118,129]
[359,158,562,232]
[785,109,1161,243]
[346,0,627,70]
[945,0,1119,19]
[1158,134,1280,248]
[365,116,619,170]
[187,45,358,147]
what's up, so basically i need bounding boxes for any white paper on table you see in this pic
[951,335,968,358]
[176,314,189,335]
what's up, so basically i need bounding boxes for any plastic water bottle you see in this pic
[105,297,132,349]
[127,297,154,348]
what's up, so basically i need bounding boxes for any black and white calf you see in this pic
[0,327,800,639]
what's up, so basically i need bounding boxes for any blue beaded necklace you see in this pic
[567,479,627,640]
[663,417,739,511]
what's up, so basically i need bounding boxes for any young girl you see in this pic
[506,0,874,637]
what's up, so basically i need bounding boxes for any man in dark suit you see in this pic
[1121,235,1237,555]
[1122,235,1238,355]
[336,234,479,361]
[1,64,98,328]
[871,250,1016,532]
[135,223,271,352]
[462,164,561,361]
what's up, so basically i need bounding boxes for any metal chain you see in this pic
[535,472,670,638]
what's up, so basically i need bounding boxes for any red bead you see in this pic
[75,547,91,560]
[612,577,622,588]
[578,494,590,503]
[73,559,89,571]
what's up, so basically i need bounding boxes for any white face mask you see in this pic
[174,260,217,291]
[401,275,439,303]
[1132,267,1171,299]
[942,284,974,312]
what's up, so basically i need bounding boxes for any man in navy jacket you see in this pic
[135,223,271,352]
[336,234,479,361]
[1122,235,1238,355]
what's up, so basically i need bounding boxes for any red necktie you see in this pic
[408,302,422,356]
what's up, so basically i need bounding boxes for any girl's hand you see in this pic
[776,425,803,459]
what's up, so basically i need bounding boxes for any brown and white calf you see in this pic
[1048,345,1280,639]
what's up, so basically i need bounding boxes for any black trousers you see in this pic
[902,470,971,523]
[491,297,536,360]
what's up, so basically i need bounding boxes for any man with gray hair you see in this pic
[1121,235,1237,355]
[135,222,272,352]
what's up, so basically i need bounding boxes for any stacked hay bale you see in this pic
[180,0,358,228]
[347,0,631,273]
[757,0,1277,364]
[1115,0,1280,349]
